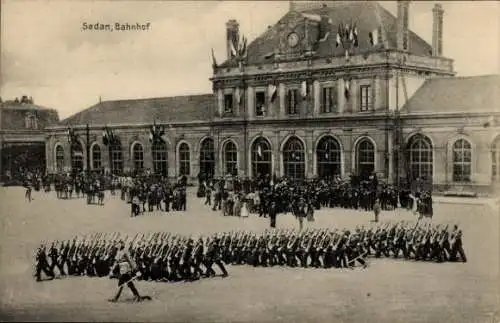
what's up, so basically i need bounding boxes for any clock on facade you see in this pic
[287,32,299,48]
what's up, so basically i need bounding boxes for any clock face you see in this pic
[288,32,299,48]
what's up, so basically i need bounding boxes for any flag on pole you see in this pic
[336,29,342,47]
[230,40,237,58]
[257,144,263,158]
[268,84,277,103]
[102,130,109,146]
[344,79,351,100]
[369,28,379,46]
[235,87,242,105]
[483,116,496,128]
[318,32,330,43]
[211,48,218,67]
[300,81,308,99]
[149,124,156,143]
[353,24,359,47]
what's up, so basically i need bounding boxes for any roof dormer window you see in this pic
[25,113,38,129]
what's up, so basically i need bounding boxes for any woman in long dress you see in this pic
[241,194,249,218]
[233,194,241,217]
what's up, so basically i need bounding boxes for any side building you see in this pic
[0,95,60,182]
[44,1,500,194]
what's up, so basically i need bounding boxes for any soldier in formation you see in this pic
[35,221,466,283]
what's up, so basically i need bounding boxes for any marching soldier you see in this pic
[49,242,66,276]
[108,240,148,302]
[449,225,467,263]
[35,244,55,282]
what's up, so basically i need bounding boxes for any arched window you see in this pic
[179,143,190,176]
[71,141,84,173]
[55,145,64,173]
[110,142,123,175]
[492,137,500,182]
[251,137,272,179]
[283,137,305,180]
[132,143,144,173]
[452,139,472,182]
[356,138,375,179]
[152,141,168,177]
[91,144,102,170]
[199,138,215,178]
[408,135,433,182]
[316,136,341,179]
[223,141,238,176]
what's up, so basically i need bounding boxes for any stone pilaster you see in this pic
[313,80,320,116]
[387,131,394,183]
[217,89,224,117]
[373,76,381,111]
[279,83,286,118]
[350,79,359,113]
[247,86,255,118]
[272,130,280,177]
[337,78,345,114]
[306,130,314,178]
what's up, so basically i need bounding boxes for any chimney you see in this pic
[396,1,410,51]
[226,19,239,60]
[432,3,444,56]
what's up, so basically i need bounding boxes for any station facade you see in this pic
[44,1,500,194]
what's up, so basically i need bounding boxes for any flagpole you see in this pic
[67,127,72,174]
[86,123,90,174]
[242,75,248,181]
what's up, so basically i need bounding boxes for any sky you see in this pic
[1,0,499,119]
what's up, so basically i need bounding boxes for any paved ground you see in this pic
[0,187,498,322]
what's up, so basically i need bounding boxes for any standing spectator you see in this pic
[373,198,381,222]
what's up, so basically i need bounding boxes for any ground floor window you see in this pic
[251,137,272,178]
[152,142,168,177]
[283,137,305,180]
[452,139,472,182]
[316,136,341,179]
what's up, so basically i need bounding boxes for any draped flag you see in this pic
[300,81,308,99]
[325,142,329,159]
[149,122,166,144]
[369,28,379,46]
[102,129,109,146]
[268,84,277,103]
[349,23,359,47]
[264,51,275,59]
[230,40,237,58]
[102,126,115,146]
[211,48,218,68]
[235,87,242,105]
[344,79,351,100]
[67,127,75,144]
[336,27,342,47]
[257,144,263,158]
[483,116,496,128]
[318,32,330,43]
[238,35,248,58]
[148,126,155,142]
